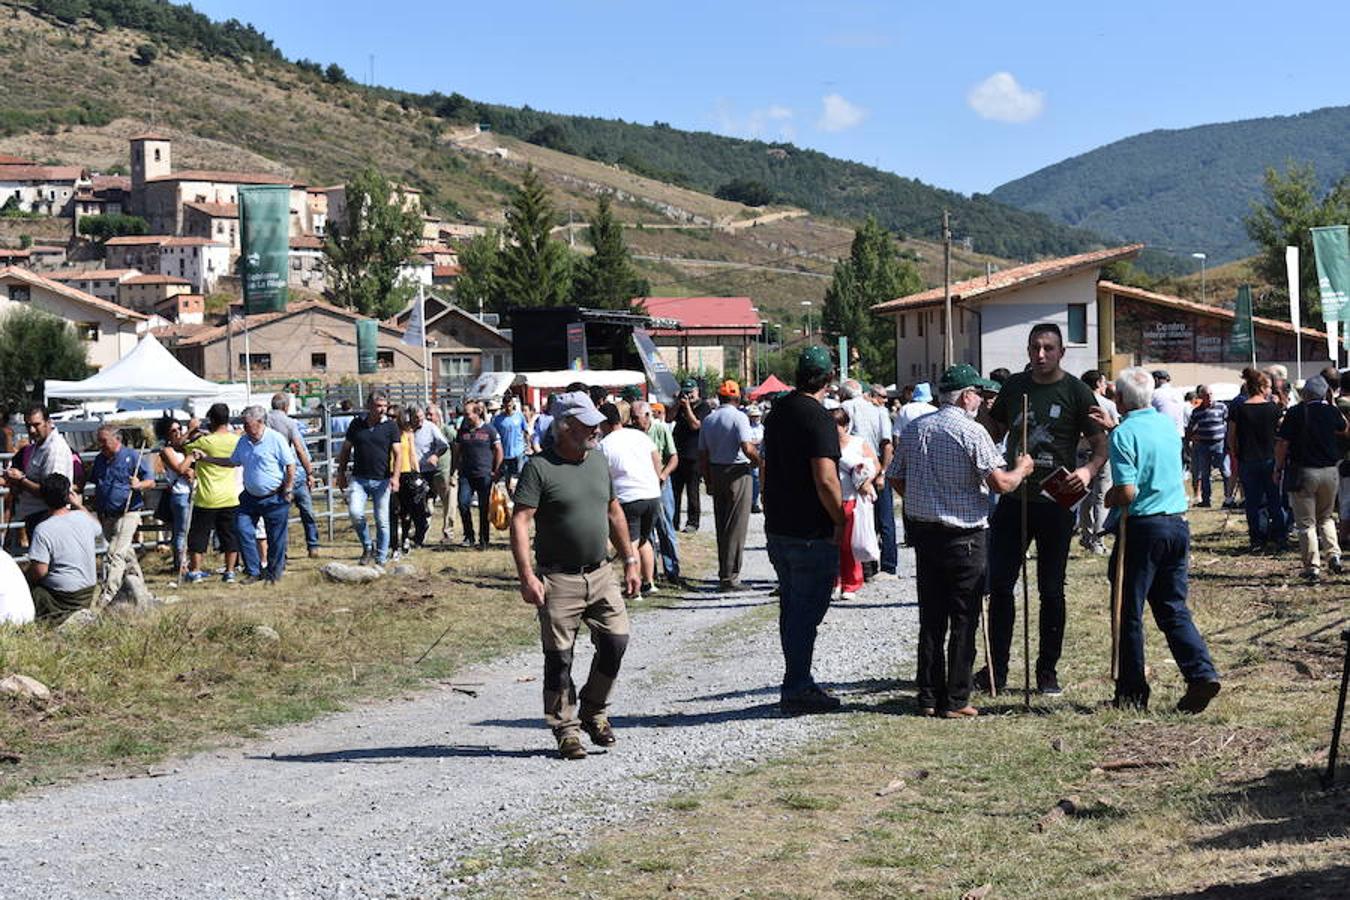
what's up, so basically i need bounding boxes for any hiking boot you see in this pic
[780,685,841,715]
[557,733,587,760]
[1036,671,1064,696]
[581,715,617,747]
[1176,680,1221,715]
[357,550,374,567]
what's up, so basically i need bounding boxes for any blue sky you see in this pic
[194,1,1349,195]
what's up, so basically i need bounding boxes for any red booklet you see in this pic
[1039,466,1087,509]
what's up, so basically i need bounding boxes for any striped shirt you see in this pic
[887,405,1005,529]
[1187,401,1228,444]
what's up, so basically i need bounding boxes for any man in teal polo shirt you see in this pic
[1103,367,1220,714]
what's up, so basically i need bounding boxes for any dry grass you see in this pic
[486,508,1350,899]
[0,522,716,800]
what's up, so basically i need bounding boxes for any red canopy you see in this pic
[750,374,789,399]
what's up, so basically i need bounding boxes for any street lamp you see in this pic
[1191,252,1207,304]
[801,301,812,340]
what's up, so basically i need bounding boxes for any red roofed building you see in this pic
[0,164,89,216]
[635,296,762,378]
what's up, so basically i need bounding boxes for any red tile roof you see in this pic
[146,169,292,185]
[105,235,172,246]
[0,154,32,165]
[49,268,140,281]
[0,164,85,182]
[168,299,399,347]
[433,264,463,278]
[160,236,227,248]
[91,175,131,191]
[871,244,1144,314]
[183,201,238,218]
[0,266,147,319]
[130,132,171,141]
[0,248,31,260]
[290,235,324,250]
[1098,281,1328,341]
[636,296,761,334]
[124,274,192,286]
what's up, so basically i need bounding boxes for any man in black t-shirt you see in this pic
[336,391,403,566]
[671,378,711,532]
[453,400,503,549]
[762,346,844,714]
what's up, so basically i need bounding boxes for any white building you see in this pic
[157,237,231,294]
[0,164,88,217]
[0,266,145,369]
[872,245,1143,384]
[48,268,142,304]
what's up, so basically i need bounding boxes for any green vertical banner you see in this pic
[356,319,379,374]
[1229,284,1255,363]
[837,336,849,381]
[238,184,291,313]
[1311,225,1350,323]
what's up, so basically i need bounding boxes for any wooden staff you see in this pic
[981,592,997,698]
[1020,394,1031,709]
[1110,508,1129,682]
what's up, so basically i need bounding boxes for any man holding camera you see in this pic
[670,378,711,533]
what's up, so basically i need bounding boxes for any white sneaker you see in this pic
[840,591,857,601]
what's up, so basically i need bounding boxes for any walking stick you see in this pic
[1323,629,1350,788]
[1110,509,1128,682]
[981,593,997,698]
[1020,395,1031,709]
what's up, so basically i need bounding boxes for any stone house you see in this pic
[0,164,88,217]
[117,274,192,313]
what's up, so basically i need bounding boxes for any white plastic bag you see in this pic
[851,494,880,564]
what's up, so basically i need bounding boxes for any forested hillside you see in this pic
[990,105,1350,262]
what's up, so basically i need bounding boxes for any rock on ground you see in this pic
[319,562,384,584]
[0,674,52,703]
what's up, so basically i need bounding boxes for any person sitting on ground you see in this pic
[599,401,662,595]
[1105,367,1221,713]
[88,424,156,608]
[0,545,35,625]
[26,473,102,622]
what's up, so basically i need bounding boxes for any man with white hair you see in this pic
[88,424,155,607]
[1105,367,1220,713]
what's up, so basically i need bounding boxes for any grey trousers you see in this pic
[709,464,752,583]
[99,512,151,608]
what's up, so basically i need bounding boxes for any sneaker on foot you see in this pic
[640,582,656,596]
[581,715,617,747]
[221,571,236,584]
[1036,671,1063,696]
[840,590,857,601]
[1302,568,1321,584]
[1176,680,1221,714]
[557,733,588,760]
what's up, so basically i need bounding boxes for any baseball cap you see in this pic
[680,377,698,390]
[746,403,763,417]
[912,382,932,403]
[797,345,834,379]
[1152,369,1171,382]
[938,364,1000,394]
[1301,374,1329,400]
[718,379,741,399]
[620,384,642,402]
[551,391,606,427]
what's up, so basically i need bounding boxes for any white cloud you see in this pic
[712,100,796,140]
[966,72,1045,123]
[816,93,867,132]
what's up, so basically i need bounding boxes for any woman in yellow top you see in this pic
[391,410,428,557]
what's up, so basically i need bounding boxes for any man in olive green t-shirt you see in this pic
[510,391,641,761]
[980,323,1107,697]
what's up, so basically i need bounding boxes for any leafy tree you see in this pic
[324,63,349,85]
[821,217,921,382]
[494,167,572,311]
[0,305,90,412]
[323,167,424,318]
[572,194,648,309]
[132,42,157,66]
[78,213,149,243]
[453,230,500,315]
[715,178,774,207]
[1244,163,1350,322]
[526,123,575,154]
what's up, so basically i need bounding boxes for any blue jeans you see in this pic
[656,478,680,578]
[236,491,291,581]
[1239,458,1287,548]
[1109,514,1217,704]
[874,481,898,575]
[169,491,190,572]
[348,477,391,563]
[767,533,840,696]
[292,479,320,549]
[1190,440,1228,505]
[458,473,493,544]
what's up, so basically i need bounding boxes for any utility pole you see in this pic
[943,210,953,368]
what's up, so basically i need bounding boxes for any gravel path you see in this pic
[0,514,918,898]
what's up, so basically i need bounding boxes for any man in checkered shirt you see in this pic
[888,364,1034,718]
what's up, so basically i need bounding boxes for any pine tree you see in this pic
[494,167,572,311]
[323,168,424,318]
[821,217,922,382]
[573,193,649,309]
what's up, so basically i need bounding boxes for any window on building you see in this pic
[1067,303,1088,344]
[376,350,394,369]
[438,354,474,378]
[917,314,924,337]
[898,314,906,339]
[78,321,99,341]
[291,256,302,270]
[939,313,946,335]
[311,352,327,371]
[239,353,271,371]
[8,285,30,302]
[153,148,161,162]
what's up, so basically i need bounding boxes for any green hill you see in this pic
[990,105,1350,263]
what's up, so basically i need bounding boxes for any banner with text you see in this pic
[356,319,379,374]
[632,327,679,404]
[1229,284,1255,363]
[1311,225,1350,324]
[238,184,291,314]
[566,322,588,371]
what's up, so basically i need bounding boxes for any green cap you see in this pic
[938,363,1000,394]
[620,384,642,401]
[680,377,698,390]
[797,345,834,379]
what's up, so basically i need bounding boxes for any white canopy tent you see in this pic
[45,332,245,404]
